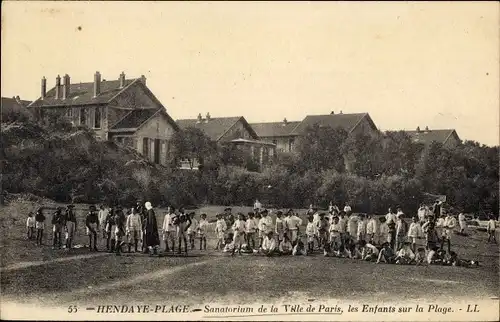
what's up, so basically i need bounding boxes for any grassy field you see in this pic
[1,197,499,312]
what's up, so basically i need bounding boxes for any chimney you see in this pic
[119,72,126,88]
[205,112,211,122]
[55,75,61,99]
[140,75,146,85]
[425,126,429,131]
[94,71,101,97]
[330,111,335,115]
[416,126,420,132]
[339,110,343,114]
[196,113,203,124]
[62,74,70,99]
[283,118,288,125]
[41,77,47,99]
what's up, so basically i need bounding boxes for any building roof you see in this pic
[250,120,301,138]
[291,113,376,135]
[229,138,277,146]
[2,96,32,109]
[29,77,141,108]
[176,116,258,141]
[111,108,161,130]
[405,128,460,146]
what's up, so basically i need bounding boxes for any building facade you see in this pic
[28,72,179,165]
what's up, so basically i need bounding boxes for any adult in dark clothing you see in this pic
[176,207,192,255]
[35,208,46,246]
[114,206,127,255]
[65,205,77,250]
[224,207,234,228]
[85,205,99,251]
[144,201,160,256]
[105,207,117,252]
[51,207,64,249]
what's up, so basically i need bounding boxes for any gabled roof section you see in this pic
[250,121,301,138]
[291,113,375,135]
[111,108,160,130]
[29,77,141,108]
[176,116,258,141]
[2,96,32,110]
[405,129,460,145]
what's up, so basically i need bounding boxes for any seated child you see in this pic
[448,251,480,268]
[414,247,426,266]
[240,243,254,254]
[279,234,293,255]
[292,238,308,256]
[261,231,278,256]
[376,242,396,264]
[359,240,379,261]
[395,242,415,264]
[344,235,360,259]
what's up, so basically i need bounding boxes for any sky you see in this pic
[2,1,499,146]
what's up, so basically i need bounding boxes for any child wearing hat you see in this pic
[85,205,99,251]
[26,212,35,240]
[35,207,46,246]
[215,213,227,250]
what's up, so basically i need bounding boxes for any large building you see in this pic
[404,126,461,148]
[177,113,276,168]
[28,72,179,165]
[251,112,379,153]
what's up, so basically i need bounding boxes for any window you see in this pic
[79,108,87,126]
[288,138,295,151]
[142,138,149,157]
[94,107,101,129]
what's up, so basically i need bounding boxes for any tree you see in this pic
[294,124,348,173]
[167,127,219,171]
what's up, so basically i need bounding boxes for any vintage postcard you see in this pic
[1,1,499,321]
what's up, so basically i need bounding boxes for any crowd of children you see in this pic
[25,199,497,266]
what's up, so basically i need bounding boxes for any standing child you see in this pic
[198,213,208,250]
[288,210,302,244]
[366,214,377,244]
[65,205,77,250]
[187,212,198,250]
[317,213,329,252]
[176,207,192,255]
[407,216,423,253]
[347,213,358,241]
[231,213,246,256]
[85,205,99,251]
[114,206,126,256]
[105,207,116,252]
[441,212,456,253]
[26,212,35,240]
[215,213,227,250]
[35,208,46,246]
[328,216,342,254]
[387,218,397,249]
[378,217,389,246]
[458,211,467,235]
[161,206,176,253]
[395,213,408,251]
[127,207,142,253]
[245,212,257,249]
[357,214,366,242]
[275,211,285,244]
[258,210,273,247]
[98,205,109,239]
[425,221,440,251]
[305,215,316,253]
[487,215,497,244]
[338,212,347,248]
[51,207,64,249]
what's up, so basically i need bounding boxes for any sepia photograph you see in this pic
[1,1,499,321]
